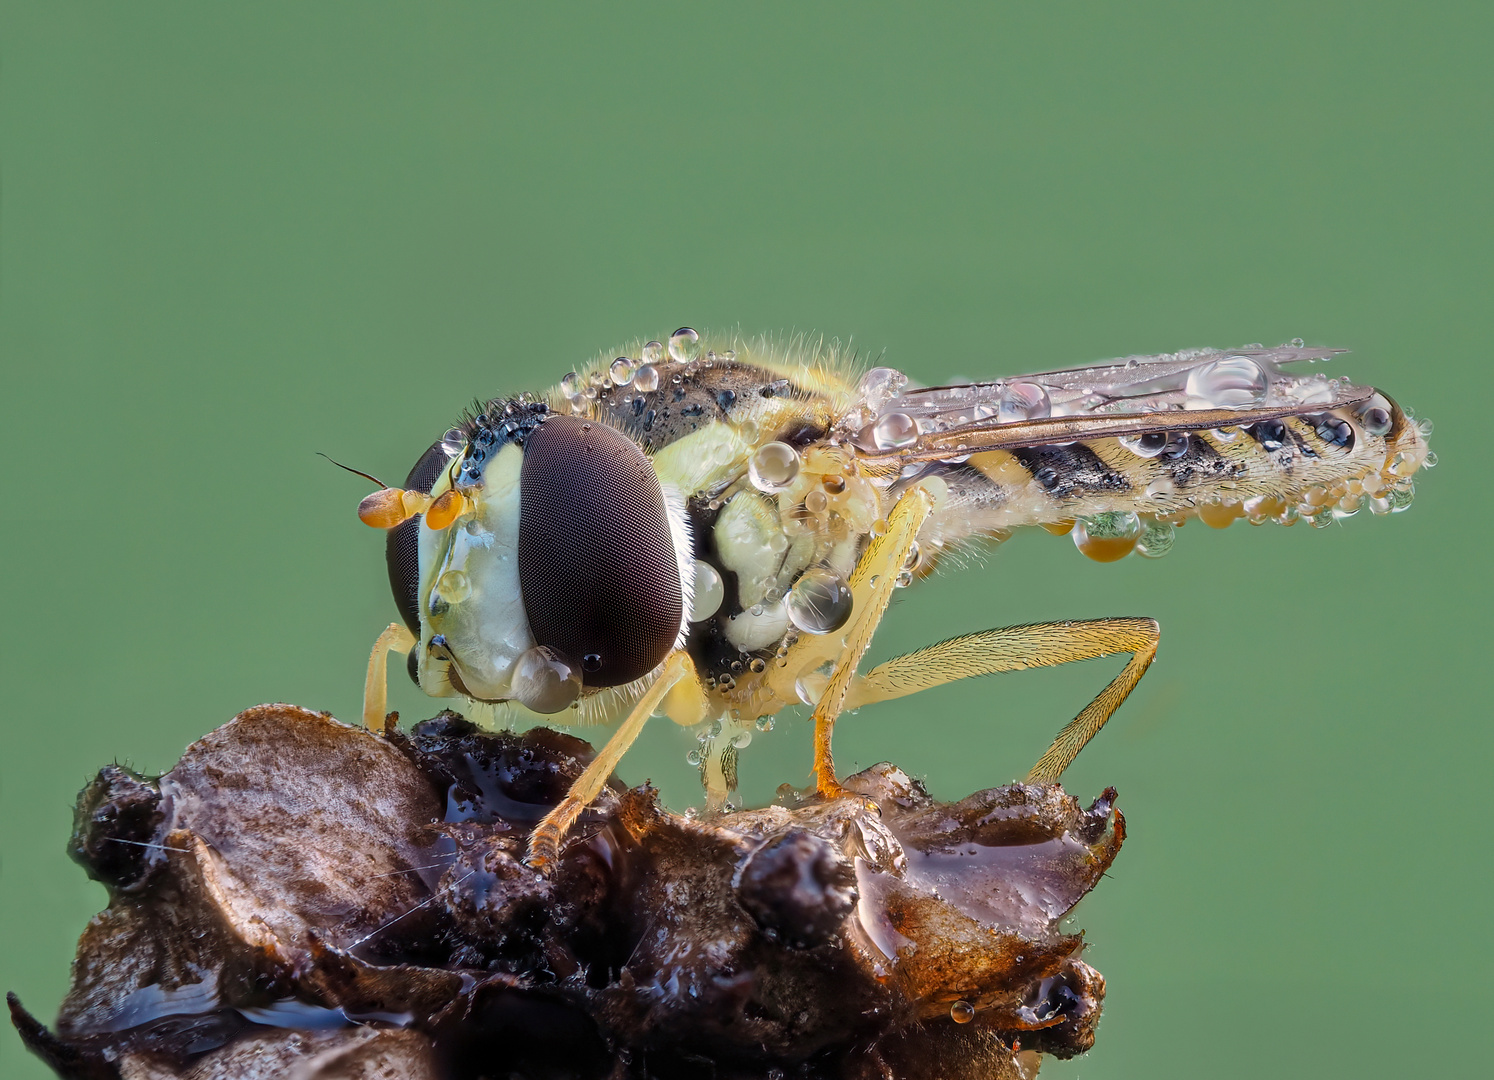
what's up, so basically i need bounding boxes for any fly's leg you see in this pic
[811,485,937,799]
[364,623,417,734]
[526,651,696,872]
[842,618,1160,782]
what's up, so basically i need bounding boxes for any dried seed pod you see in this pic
[11,704,1123,1080]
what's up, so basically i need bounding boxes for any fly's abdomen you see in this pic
[906,394,1433,564]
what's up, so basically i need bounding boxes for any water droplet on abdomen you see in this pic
[1072,512,1141,562]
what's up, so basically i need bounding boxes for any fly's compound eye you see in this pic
[387,440,455,637]
[517,415,683,689]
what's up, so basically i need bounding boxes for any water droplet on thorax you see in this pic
[690,560,725,622]
[787,568,854,634]
[749,441,802,491]
[668,327,701,363]
[609,357,635,387]
[633,363,661,393]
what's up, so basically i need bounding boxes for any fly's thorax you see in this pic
[681,446,876,706]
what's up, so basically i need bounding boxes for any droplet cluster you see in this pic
[1063,396,1432,561]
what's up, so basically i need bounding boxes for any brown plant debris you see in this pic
[11,704,1124,1079]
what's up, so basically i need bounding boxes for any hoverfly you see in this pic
[354,329,1434,869]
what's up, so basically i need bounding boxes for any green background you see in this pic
[3,4,1488,1077]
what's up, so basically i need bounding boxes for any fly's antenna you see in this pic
[318,452,388,490]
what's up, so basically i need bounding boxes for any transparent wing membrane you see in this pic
[845,344,1370,461]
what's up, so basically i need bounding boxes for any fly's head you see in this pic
[365,400,691,714]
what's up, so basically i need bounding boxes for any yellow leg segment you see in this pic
[843,617,1160,783]
[526,651,695,872]
[812,486,935,798]
[364,622,417,734]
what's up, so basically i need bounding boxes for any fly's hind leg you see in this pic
[364,622,417,734]
[842,617,1160,782]
[526,651,696,873]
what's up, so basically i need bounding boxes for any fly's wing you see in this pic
[846,344,1374,467]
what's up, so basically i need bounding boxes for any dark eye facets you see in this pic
[517,415,684,689]
[386,440,450,637]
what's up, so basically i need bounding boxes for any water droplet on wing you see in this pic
[998,381,1050,422]
[872,412,919,450]
[856,366,908,411]
[1185,355,1268,408]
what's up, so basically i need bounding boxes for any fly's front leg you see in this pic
[364,623,417,734]
[841,618,1160,782]
[526,651,696,873]
[810,485,937,798]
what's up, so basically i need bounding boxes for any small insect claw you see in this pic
[524,829,560,876]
